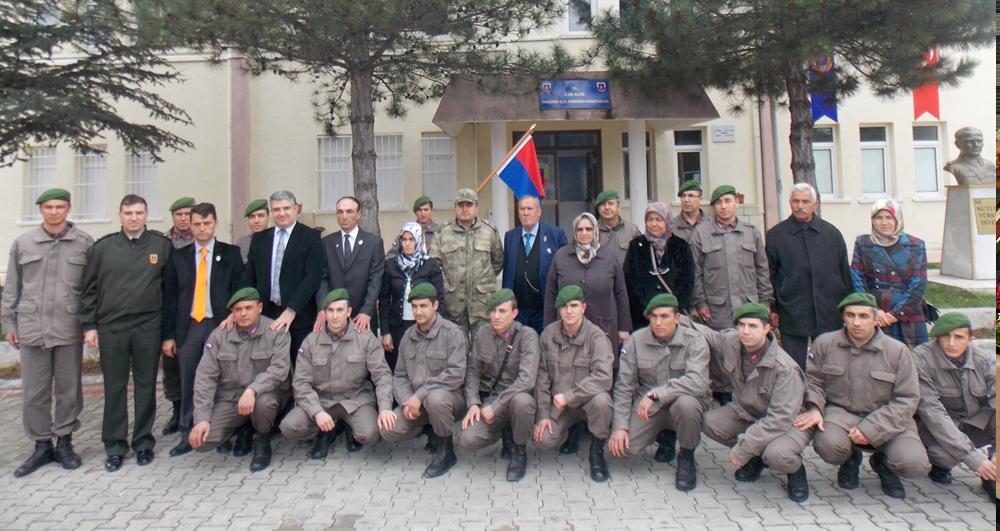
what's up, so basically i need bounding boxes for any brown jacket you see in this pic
[913,340,996,469]
[669,212,707,243]
[536,318,614,422]
[394,314,467,403]
[598,217,641,268]
[805,328,919,447]
[1,225,93,348]
[293,327,394,418]
[193,316,290,424]
[612,326,710,432]
[465,320,539,416]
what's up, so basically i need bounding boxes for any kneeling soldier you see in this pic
[189,288,290,471]
[794,292,929,499]
[690,302,811,501]
[534,285,614,482]
[609,294,710,491]
[913,313,996,500]
[280,289,395,457]
[458,289,540,482]
[379,283,467,478]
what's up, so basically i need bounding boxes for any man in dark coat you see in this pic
[765,183,851,369]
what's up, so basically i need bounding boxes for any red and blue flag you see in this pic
[497,136,545,199]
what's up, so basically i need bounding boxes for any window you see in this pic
[912,125,941,193]
[22,147,57,222]
[374,134,404,210]
[622,132,654,200]
[318,134,405,210]
[811,127,838,196]
[422,134,456,209]
[567,0,592,32]
[75,150,107,220]
[127,152,159,217]
[673,129,704,190]
[859,126,889,195]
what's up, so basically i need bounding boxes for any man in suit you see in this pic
[241,190,324,365]
[501,195,567,334]
[161,202,243,456]
[315,196,384,334]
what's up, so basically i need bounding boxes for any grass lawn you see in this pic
[925,283,994,309]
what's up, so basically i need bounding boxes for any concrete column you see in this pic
[490,121,511,233]
[229,52,251,241]
[627,119,648,227]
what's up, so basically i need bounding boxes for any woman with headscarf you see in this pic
[379,221,445,370]
[543,212,632,355]
[850,199,929,347]
[623,202,695,328]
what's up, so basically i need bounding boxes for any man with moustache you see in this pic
[595,189,641,268]
[387,195,440,258]
[161,196,197,434]
[669,180,708,243]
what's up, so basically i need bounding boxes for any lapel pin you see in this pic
[215,255,221,262]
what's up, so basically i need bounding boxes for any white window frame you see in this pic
[811,126,839,198]
[859,126,891,198]
[566,0,593,33]
[622,131,654,200]
[673,129,705,196]
[22,147,57,222]
[374,134,405,210]
[911,124,943,197]
[317,134,406,211]
[74,149,108,221]
[127,152,160,218]
[421,134,457,209]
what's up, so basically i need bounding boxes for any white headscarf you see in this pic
[573,212,601,265]
[396,221,428,274]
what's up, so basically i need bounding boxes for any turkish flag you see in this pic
[913,47,939,120]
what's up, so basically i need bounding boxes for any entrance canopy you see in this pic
[432,71,720,136]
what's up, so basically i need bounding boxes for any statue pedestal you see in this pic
[940,184,995,280]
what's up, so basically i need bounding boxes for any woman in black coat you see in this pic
[623,202,695,328]
[378,222,444,371]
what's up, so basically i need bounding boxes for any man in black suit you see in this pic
[241,191,324,365]
[315,196,384,334]
[161,203,243,456]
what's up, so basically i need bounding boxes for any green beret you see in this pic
[709,185,737,204]
[837,292,878,312]
[929,312,972,337]
[733,302,770,324]
[677,180,702,196]
[169,197,196,212]
[244,199,268,217]
[454,188,478,204]
[412,195,433,212]
[486,288,517,311]
[321,288,350,309]
[554,284,585,309]
[595,189,620,207]
[644,293,679,315]
[35,188,71,205]
[407,282,438,302]
[227,287,260,308]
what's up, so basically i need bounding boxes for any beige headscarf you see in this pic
[573,212,601,265]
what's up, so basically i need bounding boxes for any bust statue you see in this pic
[943,127,995,186]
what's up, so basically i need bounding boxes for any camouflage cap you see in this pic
[455,188,478,204]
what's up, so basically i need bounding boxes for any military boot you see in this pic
[675,448,697,491]
[927,464,952,485]
[162,401,181,436]
[734,456,766,482]
[232,424,254,457]
[422,424,438,454]
[559,422,583,455]
[249,433,272,472]
[870,452,905,499]
[344,424,362,452]
[837,448,862,489]
[506,443,527,482]
[653,429,676,463]
[309,431,335,459]
[786,466,810,502]
[589,437,609,482]
[55,435,83,469]
[14,440,55,478]
[424,435,457,479]
[500,426,514,460]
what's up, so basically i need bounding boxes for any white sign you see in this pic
[711,125,736,143]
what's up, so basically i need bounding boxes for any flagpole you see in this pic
[475,123,537,194]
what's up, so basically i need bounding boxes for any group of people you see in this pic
[1,181,994,504]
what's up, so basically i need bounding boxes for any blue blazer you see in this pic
[501,221,568,291]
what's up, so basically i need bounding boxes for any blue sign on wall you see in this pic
[539,80,611,110]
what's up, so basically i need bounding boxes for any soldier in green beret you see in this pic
[160,195,197,434]
[386,195,440,259]
[669,180,708,243]
[3,188,93,477]
[458,289,540,482]
[594,189,641,268]
[167,196,196,249]
[912,312,996,499]
[236,199,270,263]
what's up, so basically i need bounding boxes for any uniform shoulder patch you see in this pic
[95,232,119,244]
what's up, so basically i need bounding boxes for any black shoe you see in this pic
[136,449,155,466]
[14,440,55,477]
[675,448,697,491]
[870,452,905,499]
[559,422,583,455]
[232,424,254,457]
[589,437,609,482]
[712,392,732,406]
[500,426,514,460]
[344,424,362,453]
[653,430,676,463]
[55,436,82,470]
[983,479,996,503]
[423,425,439,454]
[837,448,862,489]
[249,434,272,472]
[169,438,193,457]
[423,435,457,479]
[927,464,953,485]
[506,443,527,482]
[734,456,766,482]
[162,401,181,436]
[104,455,124,472]
[787,466,810,502]
[216,439,233,454]
[309,431,335,460]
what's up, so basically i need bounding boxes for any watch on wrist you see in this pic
[645,390,659,402]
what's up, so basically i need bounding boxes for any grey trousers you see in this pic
[919,416,996,470]
[536,392,613,448]
[703,403,811,473]
[457,392,536,450]
[380,389,465,441]
[280,403,381,446]
[195,392,286,452]
[622,394,705,455]
[20,344,83,441]
[176,319,218,433]
[813,413,930,478]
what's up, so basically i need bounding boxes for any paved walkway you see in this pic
[0,388,995,531]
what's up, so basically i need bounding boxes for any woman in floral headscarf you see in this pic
[850,199,929,347]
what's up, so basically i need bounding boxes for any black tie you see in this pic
[344,234,353,260]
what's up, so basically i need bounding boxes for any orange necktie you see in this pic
[193,247,208,322]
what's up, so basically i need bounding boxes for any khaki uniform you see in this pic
[694,324,811,473]
[806,328,929,478]
[612,326,710,454]
[431,218,503,330]
[380,315,468,441]
[192,316,290,450]
[280,327,394,445]
[598,217,641,268]
[1,224,93,441]
[668,212,707,243]
[458,321,539,450]
[535,318,614,447]
[913,341,996,471]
